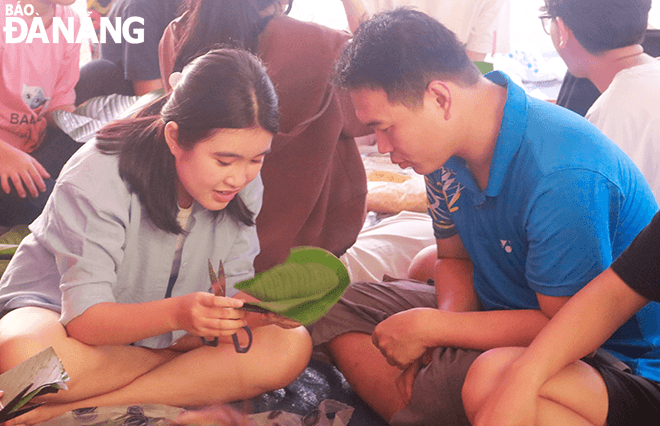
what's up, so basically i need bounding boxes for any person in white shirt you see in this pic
[543,0,660,202]
[360,0,510,60]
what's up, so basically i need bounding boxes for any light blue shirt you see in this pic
[425,71,660,380]
[0,140,263,348]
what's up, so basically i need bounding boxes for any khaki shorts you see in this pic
[310,280,481,426]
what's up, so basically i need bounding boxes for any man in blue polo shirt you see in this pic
[310,8,659,426]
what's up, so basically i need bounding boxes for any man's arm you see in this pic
[433,235,480,312]
[471,211,660,426]
[519,268,646,384]
[373,233,569,369]
[340,0,370,33]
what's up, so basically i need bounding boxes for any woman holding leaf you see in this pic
[159,0,374,274]
[0,48,311,424]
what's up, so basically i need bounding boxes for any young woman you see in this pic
[0,48,311,425]
[159,0,373,274]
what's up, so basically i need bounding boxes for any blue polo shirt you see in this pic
[425,71,660,380]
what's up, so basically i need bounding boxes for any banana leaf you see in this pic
[235,247,350,325]
[0,260,9,279]
[0,225,30,258]
[474,61,494,74]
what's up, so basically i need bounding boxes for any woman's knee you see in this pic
[0,307,66,372]
[278,326,312,379]
[462,347,525,420]
[257,325,312,389]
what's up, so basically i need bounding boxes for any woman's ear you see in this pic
[164,121,181,157]
[427,80,452,121]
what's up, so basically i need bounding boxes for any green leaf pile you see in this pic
[0,225,30,279]
[0,225,30,257]
[235,247,350,325]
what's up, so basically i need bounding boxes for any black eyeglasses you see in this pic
[284,0,293,15]
[539,15,555,35]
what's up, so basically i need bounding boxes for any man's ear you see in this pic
[554,17,571,50]
[427,80,452,120]
[164,121,181,157]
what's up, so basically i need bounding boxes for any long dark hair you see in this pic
[96,49,280,234]
[172,0,286,73]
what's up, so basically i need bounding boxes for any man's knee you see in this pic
[328,332,372,368]
[462,347,525,421]
[407,245,437,283]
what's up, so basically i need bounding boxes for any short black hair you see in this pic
[334,7,482,107]
[541,0,652,55]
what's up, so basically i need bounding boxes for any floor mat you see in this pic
[44,360,389,426]
[239,359,388,426]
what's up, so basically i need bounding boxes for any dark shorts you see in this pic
[310,280,481,426]
[583,350,660,426]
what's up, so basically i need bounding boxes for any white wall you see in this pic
[72,0,660,61]
[289,0,660,54]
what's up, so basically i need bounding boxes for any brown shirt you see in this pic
[159,15,372,272]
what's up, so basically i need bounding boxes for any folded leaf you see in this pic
[241,262,338,302]
[235,247,350,325]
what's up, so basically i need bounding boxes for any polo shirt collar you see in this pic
[481,71,527,197]
[443,71,528,204]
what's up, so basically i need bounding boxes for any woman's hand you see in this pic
[0,141,50,198]
[232,291,302,329]
[255,311,302,329]
[173,292,247,338]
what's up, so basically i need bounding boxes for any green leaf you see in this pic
[0,260,9,279]
[0,225,30,257]
[235,247,350,325]
[239,262,338,301]
[474,61,494,74]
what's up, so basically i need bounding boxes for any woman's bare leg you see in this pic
[0,307,179,402]
[10,324,312,425]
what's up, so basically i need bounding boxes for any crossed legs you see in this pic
[0,307,312,424]
[462,347,608,426]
